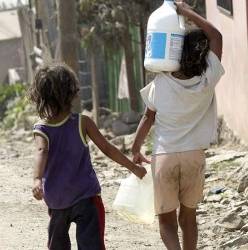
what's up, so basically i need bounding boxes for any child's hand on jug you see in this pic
[174,0,192,15]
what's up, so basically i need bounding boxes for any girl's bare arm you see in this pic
[132,108,156,164]
[175,1,223,60]
[83,116,147,179]
[33,134,48,200]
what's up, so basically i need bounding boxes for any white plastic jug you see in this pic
[144,0,185,72]
[113,165,155,224]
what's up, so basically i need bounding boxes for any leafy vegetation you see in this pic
[77,0,160,111]
[0,84,26,120]
[0,84,36,130]
[2,96,29,129]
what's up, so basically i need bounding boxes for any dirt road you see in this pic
[0,133,163,250]
[0,131,248,249]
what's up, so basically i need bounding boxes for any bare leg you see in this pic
[179,204,198,250]
[158,210,181,250]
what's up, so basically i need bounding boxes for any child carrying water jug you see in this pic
[132,1,225,249]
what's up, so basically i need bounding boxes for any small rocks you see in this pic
[205,194,223,202]
[239,210,248,219]
[110,137,125,152]
[196,208,207,215]
[206,151,246,166]
[233,200,248,207]
[112,120,131,136]
[238,174,248,193]
[120,111,141,124]
[223,189,240,200]
[102,117,114,130]
[244,187,248,199]
[99,107,112,116]
[241,223,248,232]
[198,219,206,225]
[209,186,226,195]
[219,212,245,231]
[110,136,125,146]
[112,120,138,136]
[205,172,212,178]
[205,176,221,183]
[220,199,230,205]
[9,129,32,142]
[219,234,248,249]
[9,152,20,158]
[229,206,242,214]
[123,133,136,149]
[100,111,141,136]
[239,244,248,250]
[237,157,248,179]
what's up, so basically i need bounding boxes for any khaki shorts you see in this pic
[152,150,206,215]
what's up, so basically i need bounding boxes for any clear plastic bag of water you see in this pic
[113,165,155,224]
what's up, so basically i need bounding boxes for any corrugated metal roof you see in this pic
[0,9,21,41]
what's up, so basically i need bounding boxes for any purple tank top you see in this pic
[33,113,101,209]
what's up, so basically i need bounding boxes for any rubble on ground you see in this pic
[1,113,248,249]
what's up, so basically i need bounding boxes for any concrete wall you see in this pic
[0,38,25,84]
[206,0,248,142]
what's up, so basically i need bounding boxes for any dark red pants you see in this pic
[48,196,105,250]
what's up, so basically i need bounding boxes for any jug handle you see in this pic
[178,15,185,30]
[172,2,185,30]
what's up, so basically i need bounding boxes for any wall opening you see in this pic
[217,0,233,16]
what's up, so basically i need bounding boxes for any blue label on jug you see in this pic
[145,32,167,59]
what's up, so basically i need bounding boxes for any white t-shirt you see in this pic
[140,51,225,155]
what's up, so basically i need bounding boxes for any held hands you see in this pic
[133,152,151,165]
[32,178,43,200]
[132,165,147,179]
[131,151,151,179]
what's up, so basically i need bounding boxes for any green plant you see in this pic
[2,96,28,129]
[0,83,26,120]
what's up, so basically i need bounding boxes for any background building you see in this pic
[206,0,248,142]
[0,9,25,84]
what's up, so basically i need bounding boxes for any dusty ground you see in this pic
[0,132,163,250]
[0,130,248,250]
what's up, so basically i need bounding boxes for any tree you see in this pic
[1,2,7,10]
[58,0,81,113]
[17,0,23,7]
[90,50,100,126]
[78,0,207,114]
[78,0,157,112]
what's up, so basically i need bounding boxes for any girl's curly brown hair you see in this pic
[28,63,79,120]
[180,29,210,78]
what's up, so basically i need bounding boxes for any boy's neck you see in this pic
[171,71,192,80]
[46,110,71,124]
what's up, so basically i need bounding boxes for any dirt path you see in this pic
[0,131,248,250]
[0,133,163,250]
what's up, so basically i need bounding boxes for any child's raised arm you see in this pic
[83,116,147,179]
[175,1,223,60]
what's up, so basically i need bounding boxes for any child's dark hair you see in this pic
[28,63,79,120]
[180,29,210,78]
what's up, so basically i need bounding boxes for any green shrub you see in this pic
[0,83,26,120]
[2,96,28,129]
